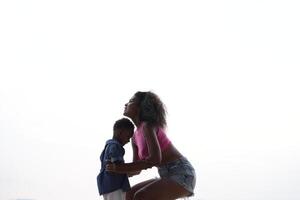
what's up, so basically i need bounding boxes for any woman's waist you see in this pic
[157,156,195,177]
[157,144,183,167]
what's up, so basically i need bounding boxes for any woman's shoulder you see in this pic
[141,121,166,135]
[141,121,163,127]
[141,121,155,130]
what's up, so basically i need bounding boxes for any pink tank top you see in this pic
[133,122,171,160]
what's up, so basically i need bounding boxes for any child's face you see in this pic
[119,129,133,146]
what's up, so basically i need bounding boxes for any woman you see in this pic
[106,91,196,200]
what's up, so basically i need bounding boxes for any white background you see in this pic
[1,1,300,200]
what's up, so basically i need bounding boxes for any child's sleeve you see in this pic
[105,144,124,163]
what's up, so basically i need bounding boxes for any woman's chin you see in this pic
[123,112,133,119]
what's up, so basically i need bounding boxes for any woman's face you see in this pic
[123,96,139,119]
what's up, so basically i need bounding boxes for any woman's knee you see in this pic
[133,190,152,200]
[125,190,134,200]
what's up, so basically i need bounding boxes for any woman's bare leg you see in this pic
[133,178,191,200]
[125,178,157,200]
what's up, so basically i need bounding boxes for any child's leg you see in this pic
[103,189,125,200]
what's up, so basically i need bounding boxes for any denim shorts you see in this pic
[158,157,196,196]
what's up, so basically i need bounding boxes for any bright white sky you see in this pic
[1,1,300,200]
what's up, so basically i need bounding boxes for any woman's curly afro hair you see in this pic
[134,91,167,127]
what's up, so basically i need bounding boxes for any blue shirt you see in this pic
[97,139,130,195]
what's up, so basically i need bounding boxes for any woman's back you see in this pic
[159,141,183,165]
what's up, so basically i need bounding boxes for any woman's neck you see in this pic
[132,117,142,127]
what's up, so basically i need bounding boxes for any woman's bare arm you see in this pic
[106,138,152,174]
[106,160,152,174]
[128,139,141,176]
[143,122,162,166]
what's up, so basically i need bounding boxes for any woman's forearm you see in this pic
[112,160,153,174]
[127,171,141,177]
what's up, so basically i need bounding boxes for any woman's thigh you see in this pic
[125,178,157,200]
[133,178,191,200]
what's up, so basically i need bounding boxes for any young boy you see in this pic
[97,118,134,200]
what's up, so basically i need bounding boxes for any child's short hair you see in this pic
[113,118,134,131]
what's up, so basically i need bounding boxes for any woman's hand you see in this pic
[106,163,117,172]
[106,161,152,174]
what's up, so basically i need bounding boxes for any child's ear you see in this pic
[114,129,121,137]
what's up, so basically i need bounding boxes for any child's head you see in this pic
[124,91,167,127]
[113,118,134,146]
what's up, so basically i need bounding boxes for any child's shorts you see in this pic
[103,189,125,200]
[158,157,196,196]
